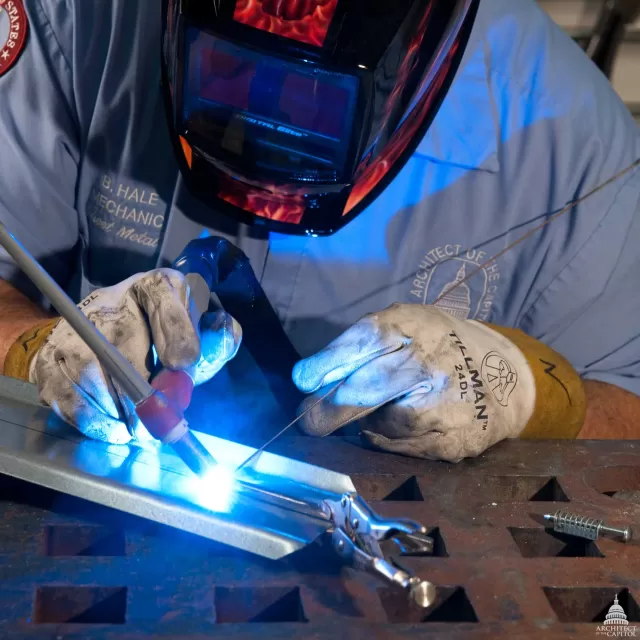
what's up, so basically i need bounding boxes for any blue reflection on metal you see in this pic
[129,445,162,492]
[46,412,240,514]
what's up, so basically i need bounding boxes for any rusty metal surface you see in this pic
[1,437,639,639]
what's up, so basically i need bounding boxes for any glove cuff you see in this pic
[482,324,586,439]
[3,318,60,381]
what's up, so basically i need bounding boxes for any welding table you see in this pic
[0,396,639,638]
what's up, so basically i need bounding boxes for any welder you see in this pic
[0,0,638,464]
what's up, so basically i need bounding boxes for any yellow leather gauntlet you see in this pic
[484,324,586,439]
[3,318,59,381]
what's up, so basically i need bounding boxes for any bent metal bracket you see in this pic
[0,374,437,608]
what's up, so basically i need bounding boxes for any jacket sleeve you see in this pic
[0,0,81,302]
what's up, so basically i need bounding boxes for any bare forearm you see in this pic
[577,380,640,439]
[0,280,53,373]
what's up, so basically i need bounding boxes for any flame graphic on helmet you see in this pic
[218,177,306,223]
[233,0,339,47]
[344,36,459,215]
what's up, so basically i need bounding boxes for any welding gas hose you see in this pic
[172,236,306,416]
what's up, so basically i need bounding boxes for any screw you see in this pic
[352,518,359,529]
[337,540,345,552]
[543,510,633,542]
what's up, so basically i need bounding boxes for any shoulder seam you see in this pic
[519,166,640,334]
[484,50,618,331]
[33,0,72,76]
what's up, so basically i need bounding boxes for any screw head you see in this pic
[352,518,359,529]
[337,540,345,552]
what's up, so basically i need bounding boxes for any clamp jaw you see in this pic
[325,493,436,608]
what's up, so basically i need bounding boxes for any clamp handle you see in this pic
[328,493,437,608]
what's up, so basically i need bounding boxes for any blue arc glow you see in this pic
[187,464,237,513]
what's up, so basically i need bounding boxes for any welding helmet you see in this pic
[161,0,479,236]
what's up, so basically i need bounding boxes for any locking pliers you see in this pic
[325,492,436,607]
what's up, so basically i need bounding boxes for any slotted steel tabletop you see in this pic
[1,435,639,639]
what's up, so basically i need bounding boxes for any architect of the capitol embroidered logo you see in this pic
[596,595,637,637]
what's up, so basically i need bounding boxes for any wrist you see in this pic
[3,318,60,381]
[480,323,586,439]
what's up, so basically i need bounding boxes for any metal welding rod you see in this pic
[0,222,217,478]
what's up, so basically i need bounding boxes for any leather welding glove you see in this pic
[3,268,242,445]
[292,303,586,463]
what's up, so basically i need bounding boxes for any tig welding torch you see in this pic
[172,235,306,416]
[0,222,217,479]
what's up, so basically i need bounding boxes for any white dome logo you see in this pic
[597,595,637,637]
[604,596,629,626]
